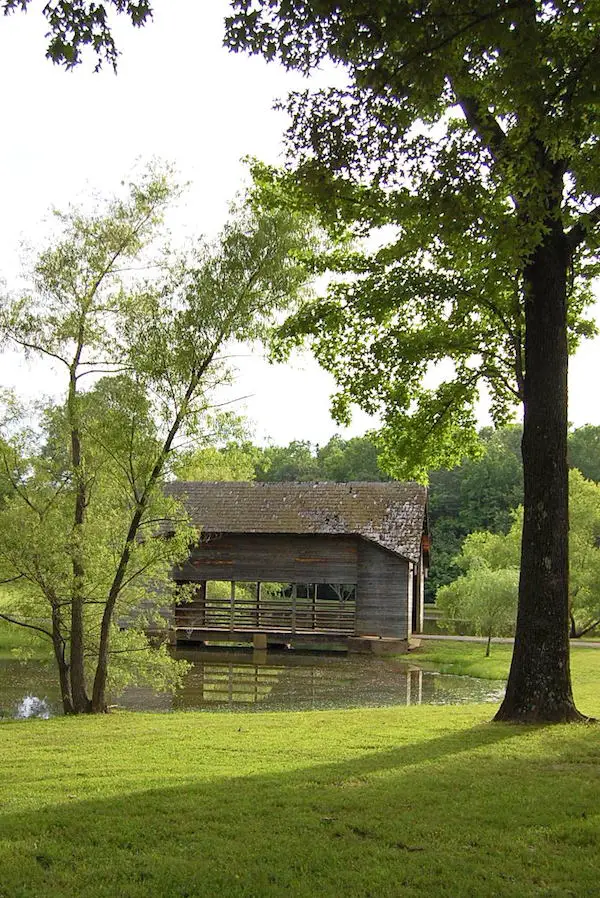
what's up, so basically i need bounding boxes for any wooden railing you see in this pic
[176,594,356,635]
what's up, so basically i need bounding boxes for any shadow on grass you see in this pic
[1,720,598,898]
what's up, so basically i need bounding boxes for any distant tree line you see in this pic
[175,423,600,605]
[437,468,600,644]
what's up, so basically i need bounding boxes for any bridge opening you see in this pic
[175,580,357,636]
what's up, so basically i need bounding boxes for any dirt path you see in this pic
[418,634,600,648]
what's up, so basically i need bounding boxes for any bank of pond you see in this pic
[1,645,510,719]
[3,638,600,720]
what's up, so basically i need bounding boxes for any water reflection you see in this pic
[119,648,506,713]
[0,658,62,720]
[1,648,506,719]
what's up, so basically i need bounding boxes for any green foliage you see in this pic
[426,426,523,599]
[3,0,153,70]
[0,167,317,711]
[567,470,600,636]
[437,469,600,639]
[0,617,52,662]
[437,566,519,651]
[175,433,390,485]
[253,434,389,482]
[175,442,258,483]
[254,439,320,482]
[427,424,599,601]
[0,377,195,696]
[317,434,389,482]
[226,3,599,476]
[569,425,600,483]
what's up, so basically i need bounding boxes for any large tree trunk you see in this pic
[495,221,585,722]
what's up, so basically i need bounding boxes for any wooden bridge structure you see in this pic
[167,481,429,650]
[175,582,356,647]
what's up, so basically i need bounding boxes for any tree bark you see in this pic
[495,220,586,722]
[570,612,577,640]
[53,634,74,715]
[68,364,91,714]
[50,604,74,714]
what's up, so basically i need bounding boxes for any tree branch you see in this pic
[0,452,43,518]
[574,617,600,639]
[3,331,70,367]
[0,612,53,640]
[0,573,25,585]
[566,203,600,253]
[451,84,509,165]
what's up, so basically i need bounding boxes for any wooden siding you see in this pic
[175,533,359,585]
[356,541,409,639]
[173,532,413,641]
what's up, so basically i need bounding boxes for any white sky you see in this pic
[0,0,598,446]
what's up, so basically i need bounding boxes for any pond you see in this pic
[0,647,506,719]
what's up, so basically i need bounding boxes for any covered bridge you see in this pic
[168,481,429,648]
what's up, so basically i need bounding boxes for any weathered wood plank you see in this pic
[173,531,411,641]
[357,541,409,638]
[174,533,358,584]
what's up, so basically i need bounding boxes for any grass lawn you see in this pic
[408,639,600,702]
[1,641,598,898]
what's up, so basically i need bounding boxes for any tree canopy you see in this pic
[3,0,153,69]
[0,168,316,713]
[226,0,600,722]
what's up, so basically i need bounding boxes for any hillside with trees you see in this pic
[178,423,599,608]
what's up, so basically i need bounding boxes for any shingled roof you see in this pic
[166,481,428,563]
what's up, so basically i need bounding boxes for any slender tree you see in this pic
[226,1,600,721]
[437,565,519,656]
[0,170,316,713]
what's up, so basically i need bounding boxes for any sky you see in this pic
[0,1,598,446]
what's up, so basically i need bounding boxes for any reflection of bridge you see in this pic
[173,651,426,710]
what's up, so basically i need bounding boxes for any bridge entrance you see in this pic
[175,580,357,641]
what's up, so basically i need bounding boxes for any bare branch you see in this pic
[75,365,134,381]
[3,331,70,367]
[0,612,53,640]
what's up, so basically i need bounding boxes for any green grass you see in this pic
[1,647,599,898]
[407,640,600,711]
